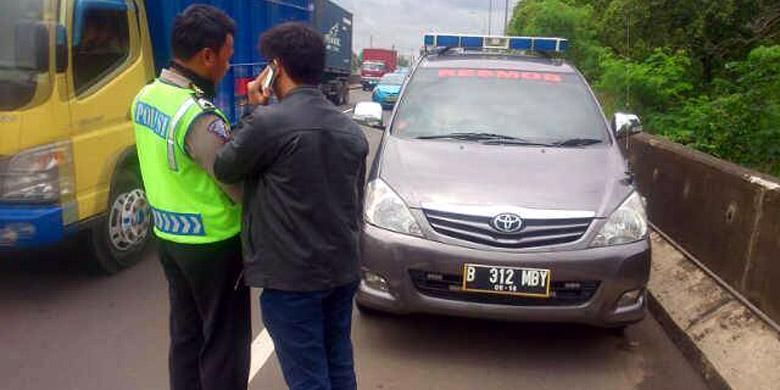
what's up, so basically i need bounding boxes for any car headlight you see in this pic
[364,179,423,237]
[591,191,648,247]
[0,141,75,204]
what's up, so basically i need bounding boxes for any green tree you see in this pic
[507,0,780,177]
[508,0,605,78]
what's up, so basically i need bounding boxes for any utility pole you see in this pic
[504,0,510,34]
[370,34,373,48]
[488,0,493,35]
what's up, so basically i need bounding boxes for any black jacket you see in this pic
[214,87,368,291]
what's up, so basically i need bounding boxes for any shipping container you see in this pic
[313,0,353,105]
[144,0,314,123]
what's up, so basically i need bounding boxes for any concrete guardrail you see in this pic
[625,133,780,326]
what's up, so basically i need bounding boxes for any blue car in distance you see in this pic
[372,73,406,109]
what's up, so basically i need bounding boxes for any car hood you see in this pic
[378,136,632,217]
[375,85,401,95]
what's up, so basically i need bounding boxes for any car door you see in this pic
[66,0,149,220]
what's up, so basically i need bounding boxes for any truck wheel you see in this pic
[342,84,350,105]
[89,167,153,274]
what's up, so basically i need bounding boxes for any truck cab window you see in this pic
[73,8,130,95]
[0,0,48,111]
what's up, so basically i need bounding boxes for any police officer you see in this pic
[131,5,249,390]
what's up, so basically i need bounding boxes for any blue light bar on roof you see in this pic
[424,33,568,53]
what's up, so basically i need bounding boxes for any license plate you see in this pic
[462,264,551,298]
[386,97,397,102]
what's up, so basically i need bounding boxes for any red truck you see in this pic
[361,48,398,90]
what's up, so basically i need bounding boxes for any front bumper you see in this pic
[372,95,398,109]
[357,224,651,326]
[0,205,65,248]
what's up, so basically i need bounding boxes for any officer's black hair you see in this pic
[172,5,236,61]
[259,22,326,85]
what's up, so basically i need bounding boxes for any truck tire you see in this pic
[89,167,153,274]
[342,83,350,105]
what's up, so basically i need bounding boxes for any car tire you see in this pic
[88,167,153,274]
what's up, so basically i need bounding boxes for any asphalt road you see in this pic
[0,89,710,390]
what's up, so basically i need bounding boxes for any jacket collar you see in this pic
[281,85,321,101]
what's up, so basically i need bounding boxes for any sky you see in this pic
[333,0,522,58]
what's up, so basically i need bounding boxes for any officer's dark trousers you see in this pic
[159,235,250,390]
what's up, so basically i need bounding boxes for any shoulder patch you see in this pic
[207,118,231,142]
[196,97,217,112]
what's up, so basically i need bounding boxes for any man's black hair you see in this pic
[259,23,326,85]
[172,5,236,61]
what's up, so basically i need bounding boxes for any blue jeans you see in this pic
[260,282,359,390]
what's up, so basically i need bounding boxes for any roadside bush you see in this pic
[595,49,694,115]
[509,0,780,177]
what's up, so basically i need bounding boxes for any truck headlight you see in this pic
[0,141,75,204]
[364,179,423,237]
[591,191,648,247]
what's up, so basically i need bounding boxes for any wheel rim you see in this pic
[108,189,151,252]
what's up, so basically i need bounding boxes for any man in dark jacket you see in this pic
[213,23,368,390]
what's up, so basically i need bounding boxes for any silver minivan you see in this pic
[353,36,649,328]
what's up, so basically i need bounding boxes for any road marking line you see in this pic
[249,329,275,382]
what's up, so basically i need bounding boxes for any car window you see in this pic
[362,62,385,71]
[380,74,405,85]
[391,68,609,144]
[72,7,130,95]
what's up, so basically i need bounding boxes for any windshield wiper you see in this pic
[417,132,522,141]
[481,139,555,146]
[417,132,555,146]
[551,138,604,147]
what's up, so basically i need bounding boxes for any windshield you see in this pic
[392,68,609,145]
[380,74,405,85]
[362,62,386,72]
[0,0,49,111]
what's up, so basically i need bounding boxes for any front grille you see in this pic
[424,209,592,249]
[410,270,599,307]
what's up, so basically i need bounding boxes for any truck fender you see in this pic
[109,146,141,190]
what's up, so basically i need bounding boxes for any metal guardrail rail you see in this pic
[651,223,780,334]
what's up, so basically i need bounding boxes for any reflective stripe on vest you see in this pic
[151,208,206,236]
[166,98,198,171]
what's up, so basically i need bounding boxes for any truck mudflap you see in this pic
[0,205,64,248]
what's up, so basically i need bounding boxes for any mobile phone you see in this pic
[262,61,278,93]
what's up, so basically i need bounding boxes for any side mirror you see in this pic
[55,24,68,73]
[612,112,642,138]
[353,102,384,129]
[15,22,50,73]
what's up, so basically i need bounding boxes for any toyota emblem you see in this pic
[491,213,523,233]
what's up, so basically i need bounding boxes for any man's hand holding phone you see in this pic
[247,62,277,106]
